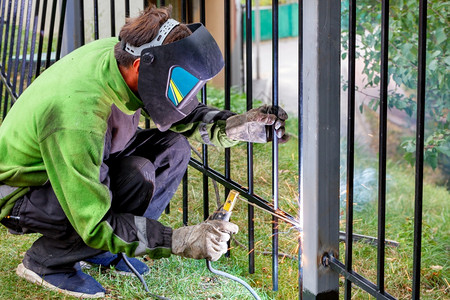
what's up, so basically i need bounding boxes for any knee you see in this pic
[109,156,155,215]
[111,156,156,183]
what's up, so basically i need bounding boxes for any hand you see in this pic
[225,105,289,143]
[171,220,239,261]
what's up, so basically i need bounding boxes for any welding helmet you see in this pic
[122,19,224,131]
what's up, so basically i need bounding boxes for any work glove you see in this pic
[225,105,289,143]
[171,220,239,261]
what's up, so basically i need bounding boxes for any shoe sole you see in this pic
[16,263,105,298]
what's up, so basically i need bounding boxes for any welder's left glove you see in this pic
[171,220,239,261]
[225,105,289,143]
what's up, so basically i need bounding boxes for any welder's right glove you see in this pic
[225,105,290,143]
[171,220,239,261]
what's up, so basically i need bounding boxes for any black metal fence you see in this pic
[0,0,434,299]
[325,0,429,299]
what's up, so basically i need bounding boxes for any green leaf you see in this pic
[429,50,442,59]
[434,28,446,45]
[401,43,413,54]
[428,59,438,71]
[436,144,450,157]
[425,152,438,170]
[403,151,415,166]
[444,56,450,66]
[402,139,416,153]
[374,75,380,85]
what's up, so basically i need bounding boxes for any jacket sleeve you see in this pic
[169,103,240,148]
[39,129,172,258]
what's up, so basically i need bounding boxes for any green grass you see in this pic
[338,159,449,299]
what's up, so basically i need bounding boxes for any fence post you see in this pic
[300,0,340,298]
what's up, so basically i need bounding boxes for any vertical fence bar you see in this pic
[377,0,389,294]
[0,0,6,112]
[199,0,206,90]
[125,0,129,18]
[79,0,85,45]
[162,0,172,213]
[301,0,340,298]
[11,0,25,99]
[19,0,32,95]
[224,0,232,257]
[1,0,13,119]
[145,5,151,139]
[181,0,186,23]
[110,0,115,37]
[345,0,356,298]
[55,0,67,61]
[199,0,209,221]
[6,0,18,84]
[271,0,279,291]
[182,170,188,226]
[35,0,48,77]
[179,0,187,224]
[0,0,4,121]
[412,0,427,298]
[27,0,39,86]
[298,1,304,298]
[224,0,231,195]
[0,0,6,67]
[93,0,99,40]
[245,0,255,275]
[165,0,173,215]
[44,0,57,69]
[240,4,245,92]
[1,0,11,74]
[4,0,18,113]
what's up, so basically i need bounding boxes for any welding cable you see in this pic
[119,253,171,300]
[122,252,261,300]
[206,260,262,300]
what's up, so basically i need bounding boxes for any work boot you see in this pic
[16,263,105,298]
[83,251,149,276]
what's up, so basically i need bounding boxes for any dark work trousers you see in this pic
[2,129,191,275]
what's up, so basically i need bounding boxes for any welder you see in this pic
[0,5,288,298]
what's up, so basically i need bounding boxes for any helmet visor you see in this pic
[167,66,201,107]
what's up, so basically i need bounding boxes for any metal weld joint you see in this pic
[321,252,335,267]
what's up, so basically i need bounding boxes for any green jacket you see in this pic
[0,37,238,258]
